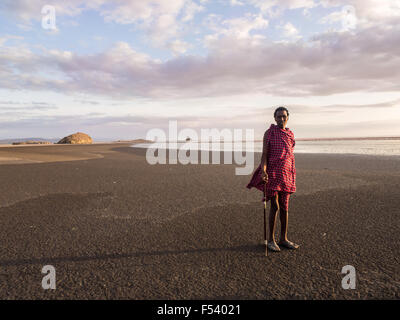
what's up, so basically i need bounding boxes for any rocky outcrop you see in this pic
[57,132,93,144]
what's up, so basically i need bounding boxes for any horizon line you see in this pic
[1,136,400,143]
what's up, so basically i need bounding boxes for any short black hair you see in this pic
[274,106,289,118]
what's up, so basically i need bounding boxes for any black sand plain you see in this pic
[0,143,399,299]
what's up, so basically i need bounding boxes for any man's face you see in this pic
[275,110,289,129]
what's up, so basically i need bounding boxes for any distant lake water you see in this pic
[132,139,400,156]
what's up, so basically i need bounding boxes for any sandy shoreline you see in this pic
[2,142,400,165]
[0,142,138,164]
[0,144,398,299]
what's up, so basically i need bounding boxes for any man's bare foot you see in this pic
[278,240,300,249]
[267,241,281,252]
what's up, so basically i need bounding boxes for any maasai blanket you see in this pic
[247,123,296,205]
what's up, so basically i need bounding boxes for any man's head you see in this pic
[274,106,289,129]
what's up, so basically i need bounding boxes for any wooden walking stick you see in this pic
[264,181,268,256]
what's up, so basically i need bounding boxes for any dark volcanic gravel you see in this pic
[0,144,399,299]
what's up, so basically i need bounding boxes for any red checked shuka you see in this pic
[246,123,296,210]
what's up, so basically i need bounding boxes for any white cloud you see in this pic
[2,0,400,103]
[167,39,191,55]
[248,0,316,17]
[2,0,400,139]
[319,4,360,31]
[302,8,311,17]
[100,0,203,47]
[280,22,302,39]
[203,13,269,44]
[100,0,186,24]
[182,0,204,22]
[2,21,400,100]
[1,0,204,49]
[320,0,400,28]
[230,0,245,6]
[0,35,24,44]
[2,97,400,139]
[222,14,269,38]
[246,0,400,29]
[1,0,104,21]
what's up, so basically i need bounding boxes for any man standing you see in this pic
[247,106,299,252]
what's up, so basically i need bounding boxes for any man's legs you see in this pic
[268,193,280,250]
[278,192,299,249]
[278,193,289,242]
[279,207,288,242]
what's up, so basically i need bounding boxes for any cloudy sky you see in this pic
[1,0,400,140]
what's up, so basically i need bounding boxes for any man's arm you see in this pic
[261,130,269,175]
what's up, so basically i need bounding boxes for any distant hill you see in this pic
[0,137,154,145]
[113,139,153,143]
[0,137,59,144]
